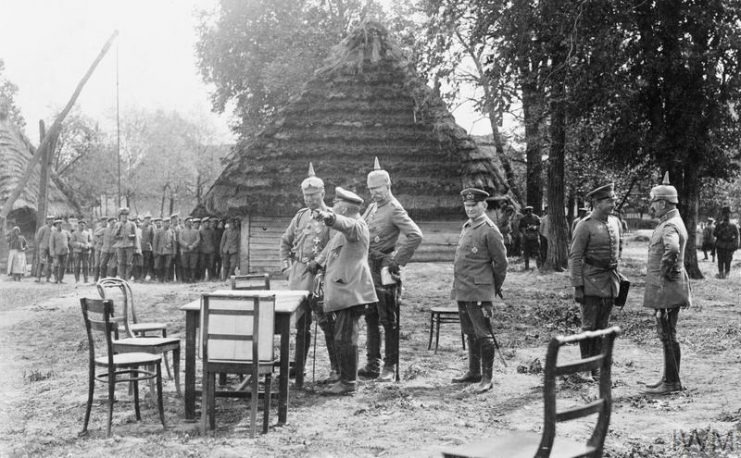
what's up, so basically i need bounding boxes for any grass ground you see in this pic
[1,231,740,457]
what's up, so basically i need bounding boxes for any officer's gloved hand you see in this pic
[307,261,321,275]
[387,259,400,275]
[312,210,335,226]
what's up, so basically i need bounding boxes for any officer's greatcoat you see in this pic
[643,209,691,309]
[320,213,378,312]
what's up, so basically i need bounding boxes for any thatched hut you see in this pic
[196,21,509,272]
[0,116,80,269]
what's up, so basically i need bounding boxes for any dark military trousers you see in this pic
[457,301,496,380]
[717,248,734,278]
[53,254,68,283]
[656,307,681,384]
[36,248,52,281]
[334,305,365,385]
[155,255,172,282]
[222,252,238,280]
[116,247,135,280]
[580,296,614,359]
[296,296,338,376]
[364,285,399,372]
[73,251,90,282]
[200,253,214,280]
[142,250,154,280]
[98,251,115,279]
[522,237,541,269]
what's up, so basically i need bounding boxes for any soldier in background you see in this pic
[49,219,70,284]
[199,217,216,281]
[700,217,716,262]
[153,217,176,282]
[34,216,53,283]
[519,206,541,270]
[571,207,589,238]
[140,214,155,281]
[213,218,225,281]
[713,207,738,279]
[91,217,106,281]
[220,219,240,280]
[280,164,335,382]
[358,158,423,382]
[97,217,117,279]
[643,173,691,395]
[113,208,137,280]
[71,220,92,283]
[569,183,623,381]
[179,217,201,283]
[170,213,182,282]
[451,188,508,394]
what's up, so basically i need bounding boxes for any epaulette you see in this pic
[486,219,496,227]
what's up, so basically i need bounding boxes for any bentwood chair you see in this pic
[201,293,277,437]
[96,278,182,395]
[230,273,271,290]
[441,326,621,458]
[80,298,165,437]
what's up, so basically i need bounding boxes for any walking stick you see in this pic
[312,311,318,383]
[395,282,402,382]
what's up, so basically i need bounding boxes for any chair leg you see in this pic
[156,362,166,429]
[173,347,182,396]
[435,315,442,354]
[82,367,95,435]
[200,370,209,434]
[133,367,141,421]
[209,372,216,430]
[107,373,115,437]
[461,331,466,350]
[163,352,173,380]
[250,370,259,438]
[428,312,435,350]
[263,374,272,434]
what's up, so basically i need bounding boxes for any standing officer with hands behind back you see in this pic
[451,188,508,394]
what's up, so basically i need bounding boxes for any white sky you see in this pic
[0,0,490,144]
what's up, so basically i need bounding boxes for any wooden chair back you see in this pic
[537,326,621,457]
[96,278,137,337]
[80,298,117,367]
[230,273,271,291]
[202,293,276,366]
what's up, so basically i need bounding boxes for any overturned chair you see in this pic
[442,326,621,458]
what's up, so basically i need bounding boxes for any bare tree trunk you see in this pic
[544,76,568,272]
[522,82,543,212]
[681,163,703,279]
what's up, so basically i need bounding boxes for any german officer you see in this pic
[359,157,423,382]
[313,187,378,395]
[113,207,137,280]
[569,183,623,380]
[279,163,336,381]
[713,207,738,279]
[49,219,71,284]
[452,188,508,394]
[643,173,691,395]
[70,220,92,283]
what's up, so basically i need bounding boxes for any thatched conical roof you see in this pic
[198,21,508,219]
[0,117,80,218]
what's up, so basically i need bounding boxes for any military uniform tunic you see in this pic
[452,215,508,302]
[569,213,623,298]
[280,207,331,290]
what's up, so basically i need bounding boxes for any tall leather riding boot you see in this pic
[470,339,494,393]
[645,341,682,394]
[359,315,382,377]
[453,336,481,383]
[324,333,338,374]
[338,344,358,385]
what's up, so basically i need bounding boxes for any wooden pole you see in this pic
[0,30,119,221]
[36,120,50,229]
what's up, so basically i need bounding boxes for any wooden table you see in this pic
[180,289,309,424]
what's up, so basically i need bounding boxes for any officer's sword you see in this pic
[486,291,508,368]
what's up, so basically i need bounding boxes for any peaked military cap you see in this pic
[53,219,63,224]
[201,216,210,222]
[523,205,534,211]
[170,212,179,219]
[118,207,130,215]
[367,157,391,188]
[649,172,678,204]
[587,183,615,201]
[46,215,54,220]
[578,207,589,212]
[191,218,201,223]
[334,186,364,205]
[152,217,162,222]
[79,220,87,225]
[143,213,152,219]
[107,217,117,222]
[460,188,489,203]
[301,162,324,192]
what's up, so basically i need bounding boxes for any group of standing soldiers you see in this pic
[32,210,241,284]
[700,207,740,279]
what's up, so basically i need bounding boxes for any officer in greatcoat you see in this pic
[518,206,541,270]
[358,157,423,382]
[451,188,508,394]
[569,183,623,380]
[643,172,692,395]
[313,187,378,395]
[713,207,739,279]
[279,163,335,382]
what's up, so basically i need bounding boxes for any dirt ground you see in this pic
[1,231,740,457]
